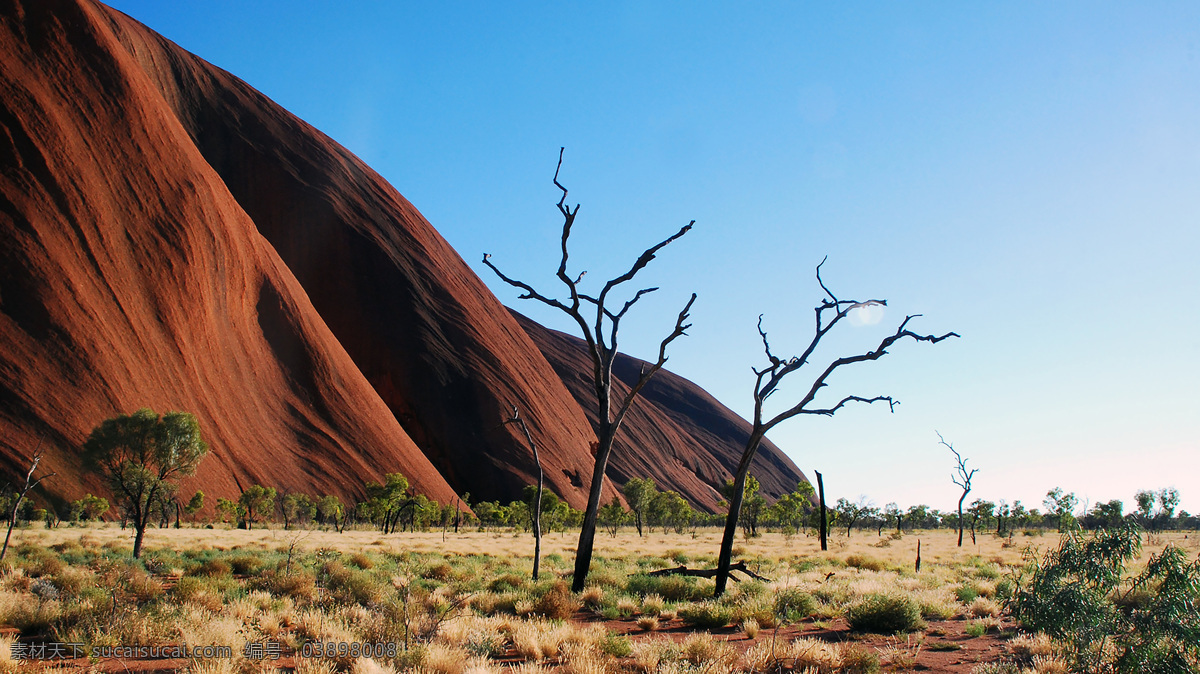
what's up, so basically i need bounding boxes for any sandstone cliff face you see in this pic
[0,0,804,513]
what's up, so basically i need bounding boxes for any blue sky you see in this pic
[105,2,1200,515]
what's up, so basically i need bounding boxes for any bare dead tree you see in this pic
[940,431,976,547]
[713,259,958,597]
[503,405,544,580]
[483,148,696,591]
[1,437,56,561]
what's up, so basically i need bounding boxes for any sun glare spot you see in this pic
[848,301,885,326]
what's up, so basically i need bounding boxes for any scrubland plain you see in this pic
[0,525,1195,673]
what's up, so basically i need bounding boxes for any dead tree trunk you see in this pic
[816,471,828,552]
[1,438,55,562]
[484,149,696,592]
[941,433,976,548]
[503,406,543,581]
[712,259,957,597]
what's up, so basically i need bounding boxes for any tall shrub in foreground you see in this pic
[1010,523,1200,672]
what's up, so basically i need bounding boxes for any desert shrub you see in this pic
[228,555,262,576]
[774,588,816,623]
[125,569,164,603]
[845,554,886,572]
[956,584,980,603]
[601,633,633,658]
[256,570,316,601]
[489,573,526,592]
[347,552,374,570]
[845,593,925,634]
[531,581,579,619]
[840,643,882,674]
[626,574,696,601]
[640,593,665,616]
[1010,523,1200,673]
[679,601,732,629]
[322,562,382,606]
[188,558,231,577]
[636,615,659,631]
[422,562,453,581]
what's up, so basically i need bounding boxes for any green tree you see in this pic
[1044,487,1079,532]
[81,408,208,558]
[364,473,412,534]
[722,475,766,537]
[834,496,872,537]
[771,481,814,537]
[622,477,658,537]
[966,499,995,544]
[598,497,627,537]
[70,493,110,521]
[1088,499,1124,530]
[281,492,316,530]
[316,494,344,532]
[184,490,204,520]
[215,497,240,525]
[648,490,693,534]
[238,485,276,529]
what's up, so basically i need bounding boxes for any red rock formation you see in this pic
[0,0,805,514]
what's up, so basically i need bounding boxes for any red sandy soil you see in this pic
[0,0,804,513]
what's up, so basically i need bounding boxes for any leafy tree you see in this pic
[622,477,658,537]
[1157,488,1181,530]
[364,473,412,534]
[721,475,766,537]
[184,490,204,520]
[238,485,276,529]
[599,497,627,537]
[281,492,316,530]
[649,490,694,534]
[70,493,110,521]
[81,408,208,557]
[316,494,344,532]
[1088,499,1124,530]
[771,481,814,537]
[215,497,240,525]
[834,496,872,537]
[965,499,994,543]
[1044,487,1079,532]
[884,502,903,533]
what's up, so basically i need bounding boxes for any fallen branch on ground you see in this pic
[640,560,771,583]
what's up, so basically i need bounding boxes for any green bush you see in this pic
[845,593,925,634]
[845,554,886,572]
[679,601,732,629]
[626,574,697,601]
[1010,523,1200,673]
[955,585,980,603]
[601,634,633,658]
[773,588,816,623]
[840,643,882,674]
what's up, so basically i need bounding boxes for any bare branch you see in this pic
[795,394,897,417]
[815,256,836,302]
[757,314,780,366]
[597,221,694,310]
[763,317,957,432]
[612,292,697,430]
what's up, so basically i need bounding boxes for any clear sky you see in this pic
[104,1,1199,515]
